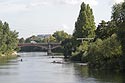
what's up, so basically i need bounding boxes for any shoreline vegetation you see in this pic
[61,1,125,72]
[0,20,19,63]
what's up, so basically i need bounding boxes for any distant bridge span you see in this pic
[18,43,61,55]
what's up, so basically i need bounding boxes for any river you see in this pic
[0,52,125,83]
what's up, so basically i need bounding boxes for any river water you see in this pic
[0,52,125,83]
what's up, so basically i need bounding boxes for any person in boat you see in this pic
[20,59,23,62]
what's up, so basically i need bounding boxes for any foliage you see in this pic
[88,34,122,69]
[73,2,96,39]
[52,30,69,42]
[25,35,42,43]
[42,35,56,43]
[61,38,73,58]
[0,20,18,55]
[24,37,30,43]
[112,1,125,69]
[95,20,117,40]
[70,2,95,62]
[71,41,89,62]
[19,38,25,43]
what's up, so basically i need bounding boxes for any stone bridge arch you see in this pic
[18,43,61,55]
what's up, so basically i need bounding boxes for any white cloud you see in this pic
[28,0,51,8]
[30,2,50,7]
[57,0,81,5]
[28,0,98,7]
[0,0,98,13]
[0,2,28,13]
[83,0,98,6]
[53,0,98,6]
[114,0,124,4]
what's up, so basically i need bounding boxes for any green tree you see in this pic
[73,2,96,39]
[61,38,73,58]
[71,2,96,61]
[6,30,18,52]
[47,35,56,42]
[112,1,125,69]
[0,21,3,51]
[25,38,31,43]
[95,20,117,40]
[0,21,18,55]
[52,30,69,42]
[71,41,89,62]
[42,35,56,43]
[19,38,25,43]
[88,34,122,69]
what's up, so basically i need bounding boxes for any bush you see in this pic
[88,34,122,69]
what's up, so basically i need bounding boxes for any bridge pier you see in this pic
[47,49,52,55]
[47,43,52,55]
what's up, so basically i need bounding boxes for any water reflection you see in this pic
[74,64,125,83]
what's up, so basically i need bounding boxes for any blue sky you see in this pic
[0,0,124,38]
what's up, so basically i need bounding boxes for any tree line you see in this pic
[19,30,70,44]
[61,1,125,71]
[19,30,70,52]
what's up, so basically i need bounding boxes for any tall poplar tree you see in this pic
[71,2,96,62]
[73,2,96,38]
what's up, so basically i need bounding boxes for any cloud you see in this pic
[57,0,81,5]
[27,0,51,8]
[83,0,98,6]
[113,0,124,4]
[52,0,98,6]
[0,2,28,13]
[28,0,98,7]
[0,0,98,13]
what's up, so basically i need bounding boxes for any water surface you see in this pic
[0,52,124,83]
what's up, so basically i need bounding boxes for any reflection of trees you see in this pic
[74,64,125,83]
[74,65,89,78]
[88,69,125,83]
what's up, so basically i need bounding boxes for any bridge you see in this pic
[18,43,61,55]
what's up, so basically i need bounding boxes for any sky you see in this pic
[0,0,124,38]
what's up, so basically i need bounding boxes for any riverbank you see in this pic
[0,51,17,63]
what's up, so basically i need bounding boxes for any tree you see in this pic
[88,34,122,69]
[70,2,96,61]
[6,30,19,52]
[42,35,56,43]
[95,20,117,40]
[0,21,3,50]
[0,21,18,55]
[19,38,25,43]
[73,2,96,39]
[61,38,73,58]
[52,30,69,42]
[112,1,125,69]
[47,35,56,42]
[25,38,31,43]
[71,41,89,62]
